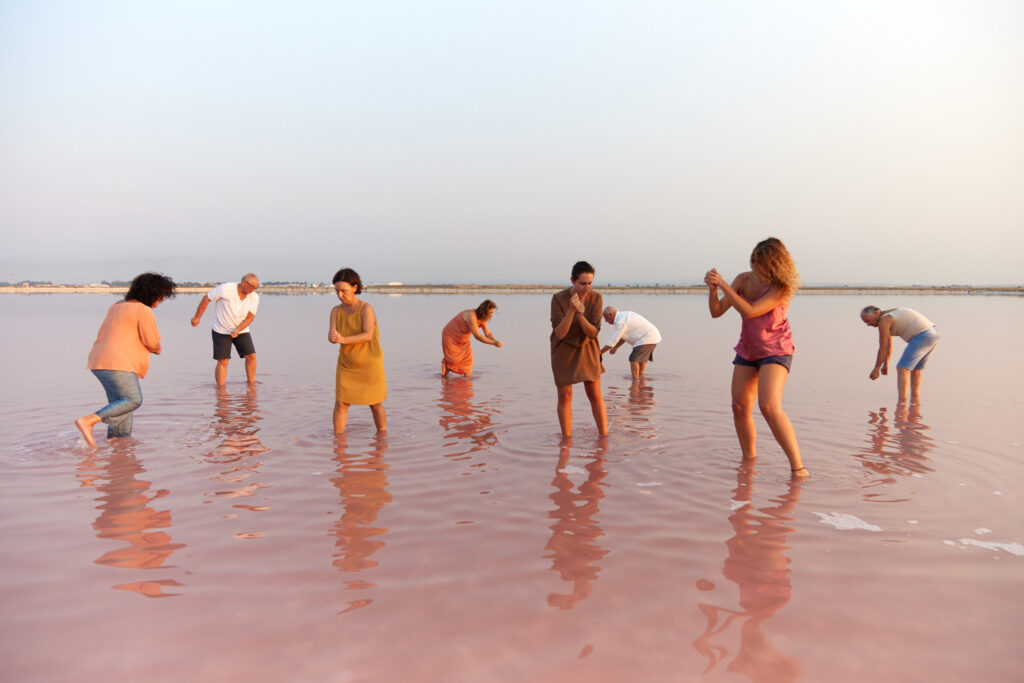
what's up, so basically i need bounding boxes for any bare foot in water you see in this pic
[441,359,448,378]
[75,414,100,447]
[791,466,810,480]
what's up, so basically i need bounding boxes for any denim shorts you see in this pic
[897,327,939,371]
[212,331,256,359]
[733,353,793,372]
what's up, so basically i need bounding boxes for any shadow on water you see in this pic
[855,403,936,492]
[544,438,609,610]
[437,376,503,467]
[76,439,186,598]
[202,386,272,522]
[329,433,391,615]
[693,465,804,682]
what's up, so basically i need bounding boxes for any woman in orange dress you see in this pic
[328,268,386,433]
[441,299,502,377]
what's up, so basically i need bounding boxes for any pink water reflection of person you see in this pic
[859,404,935,483]
[544,438,609,610]
[76,440,185,598]
[705,238,807,478]
[438,377,500,462]
[330,434,391,614]
[203,385,270,513]
[693,466,803,681]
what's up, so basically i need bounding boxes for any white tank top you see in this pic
[885,308,934,341]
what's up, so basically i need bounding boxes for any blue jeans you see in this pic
[92,370,143,438]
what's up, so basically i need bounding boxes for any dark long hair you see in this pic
[125,272,177,307]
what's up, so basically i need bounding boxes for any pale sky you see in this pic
[1,1,1021,285]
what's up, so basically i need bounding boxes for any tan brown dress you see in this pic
[550,288,604,386]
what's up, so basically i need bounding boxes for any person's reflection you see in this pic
[204,386,270,510]
[76,439,185,598]
[544,438,609,610]
[437,376,501,462]
[858,403,935,482]
[693,466,803,681]
[330,434,391,613]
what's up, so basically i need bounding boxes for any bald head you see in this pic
[603,306,618,324]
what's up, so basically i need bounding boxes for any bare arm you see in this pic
[190,295,211,326]
[478,319,502,347]
[707,271,787,318]
[704,269,733,318]
[870,317,894,380]
[328,306,341,343]
[230,312,255,338]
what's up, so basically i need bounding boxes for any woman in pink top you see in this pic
[75,273,177,447]
[704,238,806,478]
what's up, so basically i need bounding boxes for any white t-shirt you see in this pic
[207,282,259,335]
[607,311,662,348]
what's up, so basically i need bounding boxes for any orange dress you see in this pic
[441,311,475,375]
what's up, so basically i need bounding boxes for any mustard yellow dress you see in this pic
[335,302,386,405]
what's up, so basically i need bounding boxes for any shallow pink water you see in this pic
[1,293,1022,682]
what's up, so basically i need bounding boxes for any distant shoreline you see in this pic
[2,284,1021,296]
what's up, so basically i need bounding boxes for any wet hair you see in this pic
[749,238,799,297]
[571,261,595,281]
[125,272,177,307]
[332,268,363,294]
[861,305,880,316]
[474,299,497,320]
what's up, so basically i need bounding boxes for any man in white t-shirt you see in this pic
[191,273,261,385]
[600,306,662,379]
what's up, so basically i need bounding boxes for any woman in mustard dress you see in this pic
[328,268,386,433]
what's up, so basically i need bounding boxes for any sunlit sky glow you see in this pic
[1,1,1021,285]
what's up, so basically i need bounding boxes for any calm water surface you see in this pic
[1,293,1022,682]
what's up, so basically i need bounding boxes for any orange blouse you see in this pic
[87,301,161,377]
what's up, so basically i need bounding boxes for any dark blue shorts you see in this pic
[212,331,256,359]
[733,353,792,372]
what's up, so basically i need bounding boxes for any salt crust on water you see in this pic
[958,539,1024,557]
[813,512,882,532]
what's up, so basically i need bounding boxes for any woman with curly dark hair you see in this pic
[705,238,807,478]
[75,272,177,446]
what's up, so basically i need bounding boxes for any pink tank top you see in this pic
[733,293,795,361]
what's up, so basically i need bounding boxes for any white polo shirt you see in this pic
[207,282,259,335]
[607,310,662,348]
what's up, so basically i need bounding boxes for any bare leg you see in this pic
[910,370,923,404]
[215,359,229,386]
[441,359,448,378]
[244,354,257,384]
[630,361,640,379]
[756,364,807,477]
[638,362,646,377]
[333,401,349,433]
[731,365,759,460]
[583,379,608,435]
[896,367,910,403]
[557,385,573,438]
[370,403,387,432]
[75,414,101,447]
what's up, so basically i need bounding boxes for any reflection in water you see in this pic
[544,439,609,610]
[204,387,271,519]
[76,440,185,598]
[694,466,803,681]
[330,434,391,614]
[605,377,657,438]
[857,404,936,486]
[437,377,501,467]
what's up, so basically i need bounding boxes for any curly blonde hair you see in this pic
[750,237,800,297]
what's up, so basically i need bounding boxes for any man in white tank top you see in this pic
[860,306,940,403]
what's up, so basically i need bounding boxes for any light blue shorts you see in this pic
[897,327,939,371]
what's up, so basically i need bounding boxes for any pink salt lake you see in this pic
[1,292,1021,682]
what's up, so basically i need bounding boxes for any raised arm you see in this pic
[708,271,787,318]
[870,316,894,380]
[190,295,211,326]
[551,295,575,340]
[705,269,733,318]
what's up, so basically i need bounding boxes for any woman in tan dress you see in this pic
[328,268,386,433]
[550,261,607,438]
